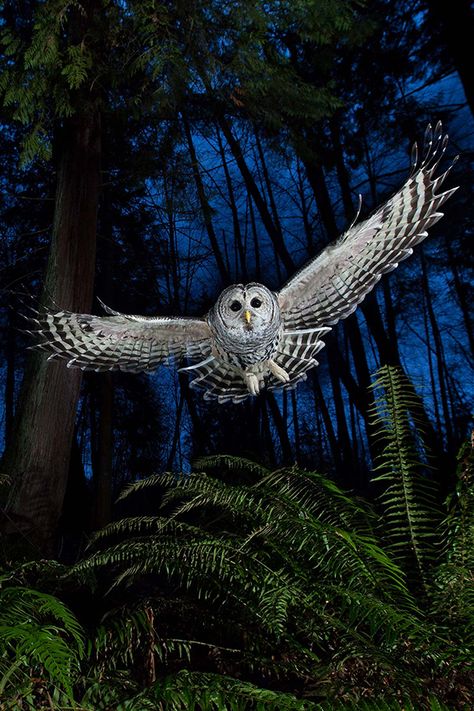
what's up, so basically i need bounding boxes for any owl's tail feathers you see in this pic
[180,357,249,404]
[269,328,331,390]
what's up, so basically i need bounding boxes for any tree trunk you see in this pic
[311,368,344,472]
[266,392,293,463]
[303,158,339,240]
[426,0,474,120]
[2,110,101,553]
[326,341,354,469]
[4,305,15,450]
[420,252,454,450]
[182,113,229,284]
[92,374,113,529]
[444,236,474,355]
[215,125,248,280]
[248,197,262,282]
[329,117,355,222]
[218,116,295,275]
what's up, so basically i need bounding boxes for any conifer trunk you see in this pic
[218,116,295,275]
[92,375,113,529]
[4,306,15,450]
[215,125,248,280]
[2,110,101,553]
[182,113,229,284]
[426,0,474,120]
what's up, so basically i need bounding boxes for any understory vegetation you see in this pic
[1,366,473,709]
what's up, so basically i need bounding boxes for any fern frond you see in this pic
[431,439,474,653]
[0,582,84,701]
[443,439,474,570]
[116,471,181,502]
[369,366,442,589]
[77,465,425,668]
[193,454,271,480]
[129,669,318,710]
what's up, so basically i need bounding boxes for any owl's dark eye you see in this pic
[250,297,262,308]
[230,300,242,312]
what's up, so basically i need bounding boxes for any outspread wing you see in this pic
[27,301,212,373]
[278,122,458,331]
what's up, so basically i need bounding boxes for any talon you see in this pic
[268,360,290,383]
[244,371,260,396]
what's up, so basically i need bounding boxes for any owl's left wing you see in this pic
[278,123,458,331]
[28,301,212,373]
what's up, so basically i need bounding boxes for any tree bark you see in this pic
[3,305,15,450]
[420,252,454,450]
[92,374,113,529]
[2,110,101,553]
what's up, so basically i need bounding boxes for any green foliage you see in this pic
[80,461,419,659]
[0,0,89,161]
[107,670,319,710]
[431,439,474,657]
[89,601,195,678]
[80,668,449,711]
[70,367,473,708]
[369,366,442,589]
[0,576,84,705]
[3,367,473,709]
[71,468,430,703]
[443,439,474,572]
[0,471,11,493]
[0,0,363,162]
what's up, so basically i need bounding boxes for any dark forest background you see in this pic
[0,1,474,708]
[0,0,473,560]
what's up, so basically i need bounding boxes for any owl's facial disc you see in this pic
[213,283,279,339]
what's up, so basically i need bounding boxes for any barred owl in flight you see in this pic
[30,123,458,403]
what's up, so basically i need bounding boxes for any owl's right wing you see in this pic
[28,301,212,372]
[277,122,458,332]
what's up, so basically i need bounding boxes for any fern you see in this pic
[369,366,442,589]
[23,376,471,706]
[194,454,271,481]
[431,439,474,653]
[74,455,432,692]
[79,669,456,711]
[115,669,321,710]
[0,579,84,702]
[443,439,474,571]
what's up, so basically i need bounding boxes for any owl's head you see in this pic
[211,283,280,338]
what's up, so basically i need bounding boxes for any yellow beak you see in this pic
[244,310,251,324]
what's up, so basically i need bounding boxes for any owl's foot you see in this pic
[244,371,261,396]
[268,360,290,383]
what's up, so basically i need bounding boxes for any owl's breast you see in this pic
[210,323,282,369]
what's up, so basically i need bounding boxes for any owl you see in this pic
[29,123,458,403]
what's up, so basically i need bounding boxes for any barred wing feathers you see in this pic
[278,122,458,331]
[29,305,212,373]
